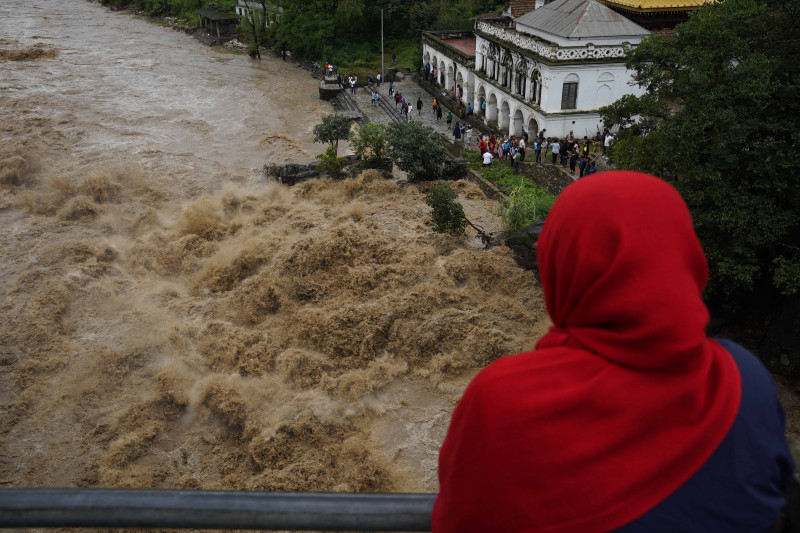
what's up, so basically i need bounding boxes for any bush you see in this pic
[481,167,555,233]
[316,146,345,178]
[497,185,542,234]
[425,181,467,234]
[352,123,388,165]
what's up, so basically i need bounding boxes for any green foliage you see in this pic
[386,121,446,182]
[353,123,388,164]
[425,181,467,234]
[497,185,538,235]
[100,0,213,23]
[600,0,800,311]
[480,166,555,232]
[238,1,275,59]
[774,255,800,296]
[313,114,353,156]
[315,146,345,177]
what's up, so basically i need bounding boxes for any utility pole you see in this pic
[381,9,384,84]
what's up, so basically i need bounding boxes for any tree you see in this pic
[312,114,353,156]
[600,0,800,315]
[352,123,388,164]
[386,121,446,182]
[240,0,271,58]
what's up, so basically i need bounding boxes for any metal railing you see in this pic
[0,488,436,531]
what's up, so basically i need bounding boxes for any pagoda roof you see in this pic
[597,0,707,11]
[515,0,649,39]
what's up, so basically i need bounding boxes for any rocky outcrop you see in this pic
[274,157,393,186]
[497,221,545,271]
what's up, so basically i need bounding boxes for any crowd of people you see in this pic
[328,66,618,180]
[467,127,615,178]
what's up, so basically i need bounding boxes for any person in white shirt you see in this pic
[482,151,493,167]
[604,133,614,156]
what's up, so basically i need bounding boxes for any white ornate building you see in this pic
[422,0,650,138]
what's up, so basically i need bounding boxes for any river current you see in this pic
[0,0,550,497]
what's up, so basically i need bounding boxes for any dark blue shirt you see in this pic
[616,340,793,532]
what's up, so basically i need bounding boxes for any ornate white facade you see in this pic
[422,0,649,139]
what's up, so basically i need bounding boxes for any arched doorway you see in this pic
[499,100,511,133]
[512,109,524,137]
[439,61,446,86]
[477,85,486,116]
[456,71,464,102]
[487,93,498,123]
[527,117,539,138]
[446,64,454,91]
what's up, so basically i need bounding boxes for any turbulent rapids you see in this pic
[0,0,550,494]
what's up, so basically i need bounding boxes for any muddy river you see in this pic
[0,0,551,497]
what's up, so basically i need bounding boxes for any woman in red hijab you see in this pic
[433,171,792,532]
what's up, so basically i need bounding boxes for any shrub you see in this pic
[425,181,467,234]
[352,123,388,165]
[316,146,345,178]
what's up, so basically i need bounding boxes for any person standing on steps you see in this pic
[453,121,462,143]
[417,97,423,116]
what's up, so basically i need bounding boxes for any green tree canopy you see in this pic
[352,122,388,164]
[313,114,353,156]
[386,121,446,182]
[425,181,467,234]
[600,0,800,313]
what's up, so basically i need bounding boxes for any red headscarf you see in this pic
[433,171,741,532]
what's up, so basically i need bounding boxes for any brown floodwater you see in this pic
[0,0,551,502]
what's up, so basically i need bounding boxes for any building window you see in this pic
[561,82,578,110]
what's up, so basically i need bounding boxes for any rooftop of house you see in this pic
[197,5,241,21]
[507,0,538,17]
[441,37,477,57]
[515,0,650,39]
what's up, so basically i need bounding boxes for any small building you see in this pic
[197,4,241,45]
[423,0,650,138]
[235,1,281,25]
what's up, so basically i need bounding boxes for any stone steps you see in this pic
[331,92,369,126]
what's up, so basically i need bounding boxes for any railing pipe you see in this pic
[0,488,437,531]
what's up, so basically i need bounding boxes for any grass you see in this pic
[478,163,556,233]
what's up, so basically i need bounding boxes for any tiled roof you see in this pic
[508,0,538,17]
[515,0,650,39]
[443,38,477,57]
[598,0,707,11]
